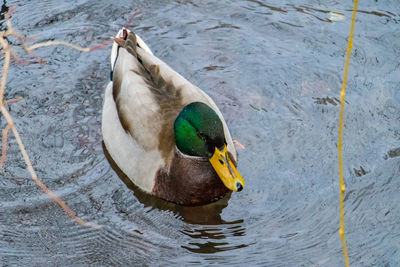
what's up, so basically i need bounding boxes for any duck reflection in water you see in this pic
[103,142,250,253]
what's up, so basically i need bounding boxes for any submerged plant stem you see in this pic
[338,0,358,266]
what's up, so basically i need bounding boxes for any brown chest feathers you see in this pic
[152,148,231,206]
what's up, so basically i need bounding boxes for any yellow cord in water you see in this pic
[338,1,358,266]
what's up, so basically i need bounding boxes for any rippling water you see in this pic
[0,0,399,265]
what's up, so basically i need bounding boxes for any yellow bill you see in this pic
[209,145,245,191]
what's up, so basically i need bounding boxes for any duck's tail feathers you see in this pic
[110,28,153,76]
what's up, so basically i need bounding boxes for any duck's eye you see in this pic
[219,159,224,164]
[196,131,207,141]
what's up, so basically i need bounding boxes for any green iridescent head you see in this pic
[174,102,225,158]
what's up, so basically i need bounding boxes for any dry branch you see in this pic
[0,123,12,170]
[0,8,110,229]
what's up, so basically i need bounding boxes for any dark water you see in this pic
[0,0,399,265]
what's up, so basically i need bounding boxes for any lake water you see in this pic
[0,0,399,265]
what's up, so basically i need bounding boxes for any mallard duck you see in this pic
[102,28,244,206]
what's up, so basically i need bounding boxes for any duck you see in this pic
[102,28,244,206]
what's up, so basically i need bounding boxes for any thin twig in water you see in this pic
[26,41,92,53]
[233,140,245,150]
[0,97,22,170]
[5,96,23,105]
[0,7,111,229]
[0,123,12,170]
[125,8,141,29]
